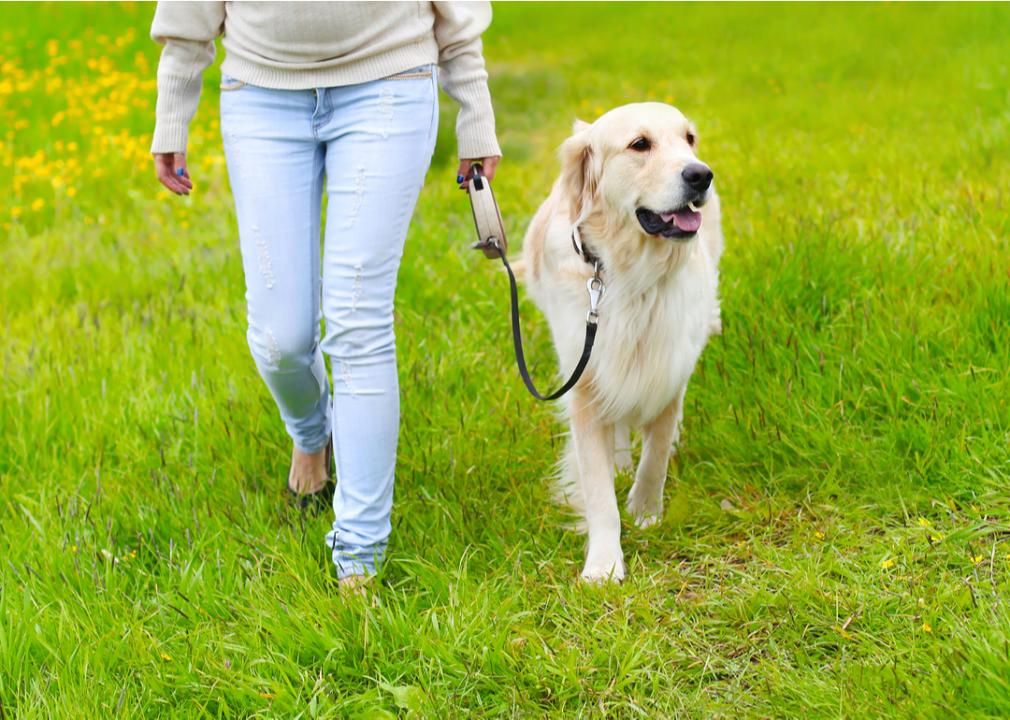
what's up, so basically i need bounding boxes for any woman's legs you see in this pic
[317,70,439,578]
[221,87,332,463]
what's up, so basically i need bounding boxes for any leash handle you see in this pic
[467,164,507,259]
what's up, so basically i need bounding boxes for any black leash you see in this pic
[466,164,604,401]
[497,245,602,401]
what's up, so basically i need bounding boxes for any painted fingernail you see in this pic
[456,175,464,184]
[176,168,185,177]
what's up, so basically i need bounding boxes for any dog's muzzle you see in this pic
[636,162,713,240]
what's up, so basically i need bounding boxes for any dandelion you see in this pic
[66,187,77,198]
[922,622,932,634]
[31,198,45,212]
[880,558,895,569]
[11,207,22,219]
[814,530,825,540]
[971,555,984,565]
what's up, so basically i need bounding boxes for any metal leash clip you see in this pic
[586,263,604,324]
[467,164,508,259]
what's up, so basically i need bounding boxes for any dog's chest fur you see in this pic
[588,246,716,425]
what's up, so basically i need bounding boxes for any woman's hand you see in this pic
[154,152,193,195]
[456,156,500,190]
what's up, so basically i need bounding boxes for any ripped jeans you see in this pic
[220,66,439,577]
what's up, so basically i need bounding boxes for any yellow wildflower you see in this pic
[922,622,932,634]
[31,198,45,212]
[971,555,984,565]
[880,558,895,570]
[916,517,931,528]
[160,652,172,662]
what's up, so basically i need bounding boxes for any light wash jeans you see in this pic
[220,66,439,578]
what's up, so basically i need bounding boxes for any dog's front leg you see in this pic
[626,388,685,528]
[570,388,623,582]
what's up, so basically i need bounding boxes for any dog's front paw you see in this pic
[626,486,663,529]
[581,545,625,583]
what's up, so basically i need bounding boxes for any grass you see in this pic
[2,2,1010,717]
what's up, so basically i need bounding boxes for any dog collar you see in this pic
[571,225,603,269]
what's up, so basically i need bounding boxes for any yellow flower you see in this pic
[972,555,984,565]
[31,198,45,212]
[916,517,931,527]
[66,187,77,198]
[814,531,825,541]
[880,558,895,570]
[160,652,172,662]
[929,533,945,543]
[11,207,22,219]
[922,622,932,634]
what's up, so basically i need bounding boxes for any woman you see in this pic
[150,2,501,588]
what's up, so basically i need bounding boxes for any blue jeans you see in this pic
[220,66,439,578]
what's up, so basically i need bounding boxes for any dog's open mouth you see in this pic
[636,203,702,239]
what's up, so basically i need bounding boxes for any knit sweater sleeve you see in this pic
[150,1,225,154]
[432,1,502,160]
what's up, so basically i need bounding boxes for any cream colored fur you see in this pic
[518,103,723,581]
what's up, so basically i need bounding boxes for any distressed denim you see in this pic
[220,66,439,577]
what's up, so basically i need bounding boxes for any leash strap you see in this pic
[467,164,603,401]
[496,249,600,401]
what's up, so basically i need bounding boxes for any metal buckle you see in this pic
[586,263,604,324]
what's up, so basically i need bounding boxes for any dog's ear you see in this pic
[571,118,591,134]
[559,123,597,224]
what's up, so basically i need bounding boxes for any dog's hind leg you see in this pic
[614,422,633,472]
[626,387,685,529]
[570,388,623,582]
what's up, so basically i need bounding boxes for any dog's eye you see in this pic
[686,132,696,147]
[629,137,651,152]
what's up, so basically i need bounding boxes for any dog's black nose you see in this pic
[682,163,713,192]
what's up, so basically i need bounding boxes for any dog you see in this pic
[518,102,723,581]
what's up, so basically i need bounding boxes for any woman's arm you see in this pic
[432,1,502,185]
[150,1,225,194]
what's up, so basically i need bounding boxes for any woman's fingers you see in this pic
[456,159,473,190]
[456,156,501,190]
[154,152,193,195]
[480,156,500,182]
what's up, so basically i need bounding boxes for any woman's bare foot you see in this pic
[288,444,330,495]
[338,574,372,596]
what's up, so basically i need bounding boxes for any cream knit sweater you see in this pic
[151,1,501,159]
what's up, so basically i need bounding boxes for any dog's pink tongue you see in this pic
[660,209,702,232]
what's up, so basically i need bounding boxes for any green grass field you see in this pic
[3,2,1010,717]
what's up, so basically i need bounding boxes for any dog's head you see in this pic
[559,102,713,242]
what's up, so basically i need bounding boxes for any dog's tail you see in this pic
[551,440,588,533]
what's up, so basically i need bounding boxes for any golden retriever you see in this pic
[519,102,722,581]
